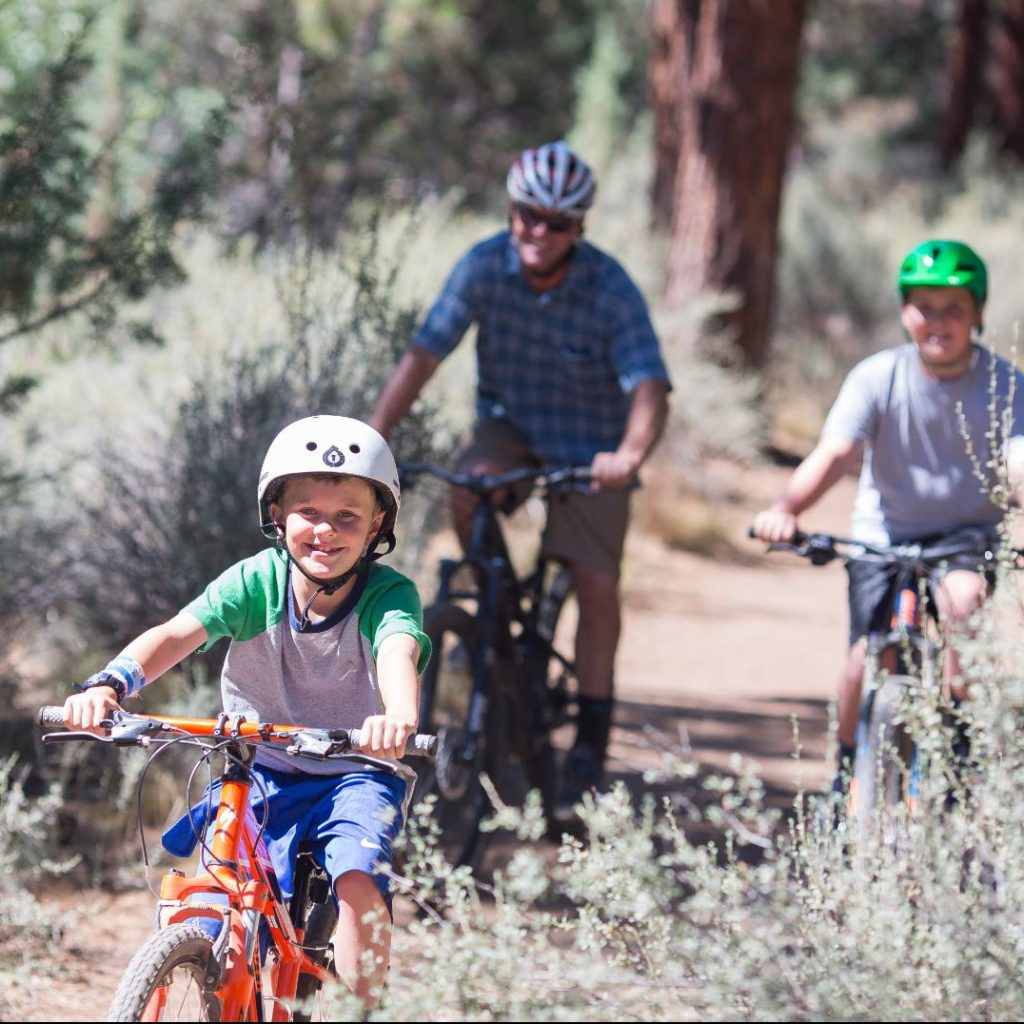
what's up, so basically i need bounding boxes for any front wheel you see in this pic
[408,602,495,871]
[851,676,915,836]
[107,923,227,1022]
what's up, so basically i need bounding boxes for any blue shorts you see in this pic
[162,764,408,904]
[248,764,408,903]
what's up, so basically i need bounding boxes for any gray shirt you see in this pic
[822,343,1024,545]
[184,549,430,776]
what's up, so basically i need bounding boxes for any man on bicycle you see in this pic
[369,141,671,815]
[752,240,1024,799]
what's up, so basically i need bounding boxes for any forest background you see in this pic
[4,1,1024,1020]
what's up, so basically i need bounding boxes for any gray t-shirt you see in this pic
[822,343,1024,545]
[184,549,430,776]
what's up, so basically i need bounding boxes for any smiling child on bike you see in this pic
[751,240,1024,800]
[62,415,430,1008]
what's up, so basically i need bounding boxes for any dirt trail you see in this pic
[20,460,859,1023]
[612,459,857,801]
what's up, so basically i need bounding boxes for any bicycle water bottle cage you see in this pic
[803,534,837,566]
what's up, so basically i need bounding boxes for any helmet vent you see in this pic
[305,441,317,451]
[349,443,361,454]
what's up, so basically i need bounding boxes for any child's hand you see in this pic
[751,505,798,544]
[356,713,417,759]
[63,687,121,733]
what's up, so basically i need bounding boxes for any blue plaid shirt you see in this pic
[413,232,670,465]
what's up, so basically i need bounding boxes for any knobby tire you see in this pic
[107,922,228,1022]
[410,602,495,871]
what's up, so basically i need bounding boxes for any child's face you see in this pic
[271,475,385,582]
[901,286,981,376]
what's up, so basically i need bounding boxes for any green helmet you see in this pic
[898,239,987,304]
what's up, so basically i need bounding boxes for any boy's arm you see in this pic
[752,435,862,543]
[359,632,421,759]
[1006,437,1024,508]
[63,611,209,732]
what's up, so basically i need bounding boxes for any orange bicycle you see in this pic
[37,706,435,1022]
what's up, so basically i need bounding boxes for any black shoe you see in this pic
[553,744,602,821]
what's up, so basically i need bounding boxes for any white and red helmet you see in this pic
[506,141,596,217]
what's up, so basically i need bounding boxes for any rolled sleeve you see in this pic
[412,252,480,359]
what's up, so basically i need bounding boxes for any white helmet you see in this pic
[257,416,401,551]
[506,141,596,217]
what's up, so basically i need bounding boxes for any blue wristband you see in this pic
[77,656,146,703]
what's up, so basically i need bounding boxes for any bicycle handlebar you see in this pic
[747,525,1008,568]
[399,462,594,496]
[36,706,438,758]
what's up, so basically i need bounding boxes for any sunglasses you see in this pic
[513,203,576,233]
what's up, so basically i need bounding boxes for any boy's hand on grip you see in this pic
[357,713,417,759]
[63,687,121,733]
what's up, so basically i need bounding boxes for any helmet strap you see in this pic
[278,527,395,631]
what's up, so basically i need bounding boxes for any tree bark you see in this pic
[648,0,687,230]
[657,0,805,367]
[942,0,989,168]
[989,0,1024,158]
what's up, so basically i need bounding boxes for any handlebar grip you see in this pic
[37,706,66,728]
[747,525,809,544]
[409,734,438,757]
[347,729,438,757]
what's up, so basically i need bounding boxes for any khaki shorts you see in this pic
[454,419,630,579]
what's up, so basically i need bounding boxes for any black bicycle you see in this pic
[400,463,591,870]
[756,527,1009,833]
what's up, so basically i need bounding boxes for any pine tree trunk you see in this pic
[658,0,805,367]
[942,0,989,168]
[989,0,1024,158]
[649,0,687,230]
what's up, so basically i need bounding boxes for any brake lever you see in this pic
[42,729,116,745]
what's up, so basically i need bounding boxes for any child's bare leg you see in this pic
[333,870,391,1008]
[934,569,989,700]
[837,642,865,748]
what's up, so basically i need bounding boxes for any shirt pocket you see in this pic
[556,338,610,391]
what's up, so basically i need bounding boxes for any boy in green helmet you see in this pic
[752,240,1024,798]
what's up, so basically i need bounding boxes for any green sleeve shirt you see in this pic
[184,548,430,775]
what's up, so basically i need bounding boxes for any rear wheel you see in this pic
[292,900,338,1022]
[108,923,227,1022]
[409,602,495,871]
[851,676,915,837]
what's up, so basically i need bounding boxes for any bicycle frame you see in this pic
[426,467,582,765]
[152,737,331,1022]
[39,708,435,1022]
[861,572,941,705]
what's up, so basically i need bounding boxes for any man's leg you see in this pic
[545,493,630,816]
[557,562,620,808]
